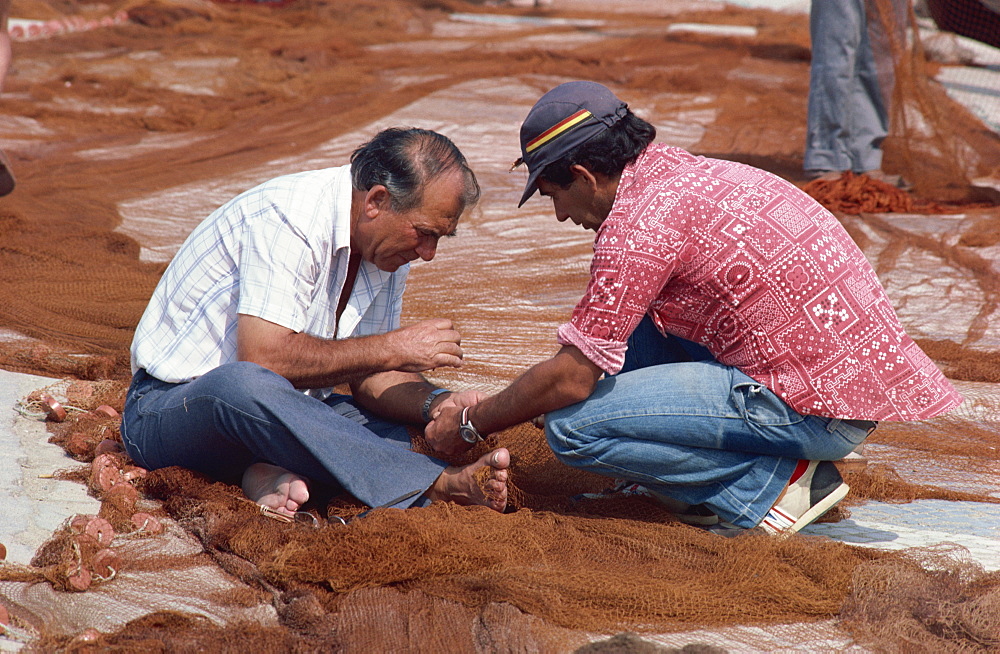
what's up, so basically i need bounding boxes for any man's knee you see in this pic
[543,408,581,458]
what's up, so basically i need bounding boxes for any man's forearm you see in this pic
[351,370,447,424]
[237,314,464,389]
[245,329,400,389]
[469,346,603,435]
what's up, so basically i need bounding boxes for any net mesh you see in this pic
[873,0,1000,206]
[1,0,1000,651]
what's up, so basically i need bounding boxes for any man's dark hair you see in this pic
[540,112,656,188]
[350,127,481,213]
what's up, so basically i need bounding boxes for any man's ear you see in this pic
[364,185,391,219]
[569,164,599,191]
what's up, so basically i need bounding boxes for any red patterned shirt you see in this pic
[557,144,962,421]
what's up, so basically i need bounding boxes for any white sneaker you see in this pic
[759,461,849,537]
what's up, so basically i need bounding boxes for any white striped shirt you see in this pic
[130,165,408,391]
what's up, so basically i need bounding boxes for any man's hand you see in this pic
[429,389,486,420]
[386,318,464,372]
[425,403,474,456]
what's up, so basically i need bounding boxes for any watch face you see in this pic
[460,426,479,444]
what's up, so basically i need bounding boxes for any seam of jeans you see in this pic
[558,409,747,433]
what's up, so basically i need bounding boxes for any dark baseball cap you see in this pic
[512,81,629,207]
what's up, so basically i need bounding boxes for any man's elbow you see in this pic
[555,369,600,406]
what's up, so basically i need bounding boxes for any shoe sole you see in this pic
[676,511,720,527]
[774,481,850,537]
[647,489,720,526]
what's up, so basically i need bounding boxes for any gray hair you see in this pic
[350,127,481,213]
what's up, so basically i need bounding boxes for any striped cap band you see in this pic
[524,109,593,154]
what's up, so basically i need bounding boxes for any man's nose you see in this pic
[416,239,437,261]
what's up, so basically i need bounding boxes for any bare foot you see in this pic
[426,448,510,513]
[241,462,310,518]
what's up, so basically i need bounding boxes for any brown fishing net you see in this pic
[797,0,1000,214]
[871,0,1000,206]
[2,0,1000,651]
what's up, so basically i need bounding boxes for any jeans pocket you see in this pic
[734,381,806,428]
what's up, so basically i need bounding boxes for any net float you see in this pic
[67,433,93,457]
[105,482,139,508]
[122,466,148,482]
[68,628,101,645]
[84,517,115,547]
[94,439,125,456]
[91,452,120,472]
[97,465,124,493]
[131,512,164,534]
[65,564,92,592]
[69,514,94,534]
[94,405,119,419]
[39,393,67,422]
[91,549,120,580]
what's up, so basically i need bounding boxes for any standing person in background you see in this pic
[0,0,14,196]
[427,81,962,537]
[804,0,908,187]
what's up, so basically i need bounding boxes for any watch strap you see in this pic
[460,406,484,443]
[421,388,451,423]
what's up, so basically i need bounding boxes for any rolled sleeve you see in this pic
[559,218,680,376]
[557,321,627,375]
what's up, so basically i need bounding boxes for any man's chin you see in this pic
[375,258,409,273]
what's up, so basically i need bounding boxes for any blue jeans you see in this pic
[804,0,892,173]
[544,318,872,528]
[121,362,447,509]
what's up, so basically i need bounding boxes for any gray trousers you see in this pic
[804,0,896,173]
[121,362,446,509]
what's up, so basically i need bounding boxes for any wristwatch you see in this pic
[459,406,484,444]
[421,388,451,423]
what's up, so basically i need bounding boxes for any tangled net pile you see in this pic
[1,373,999,651]
[1,0,999,651]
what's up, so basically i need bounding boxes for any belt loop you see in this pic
[826,418,842,433]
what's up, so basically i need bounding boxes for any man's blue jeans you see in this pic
[544,318,871,528]
[121,362,447,509]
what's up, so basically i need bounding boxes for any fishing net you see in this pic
[1,0,1000,651]
[871,0,1000,206]
[797,0,1000,213]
